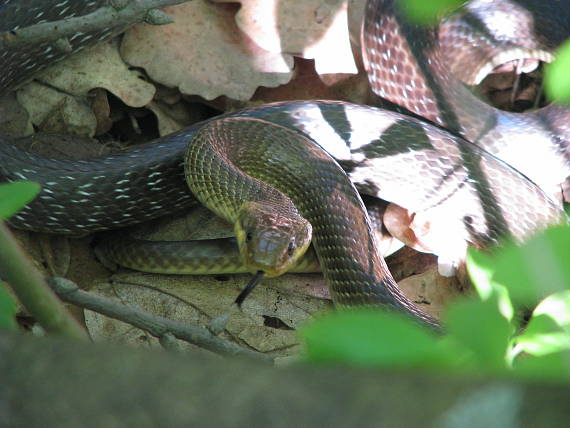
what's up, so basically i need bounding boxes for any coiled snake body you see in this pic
[1,0,569,328]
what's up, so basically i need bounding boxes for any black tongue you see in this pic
[235,271,265,307]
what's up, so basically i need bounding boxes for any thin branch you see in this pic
[0,223,87,339]
[48,277,273,362]
[0,0,191,49]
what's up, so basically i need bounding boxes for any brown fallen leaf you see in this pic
[17,82,98,137]
[16,39,155,137]
[90,88,113,136]
[398,267,465,320]
[121,0,293,101]
[35,39,155,108]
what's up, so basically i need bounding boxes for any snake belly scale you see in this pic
[0,0,569,329]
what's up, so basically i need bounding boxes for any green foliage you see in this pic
[514,291,570,357]
[545,39,570,104]
[399,0,465,24]
[301,225,570,381]
[471,226,570,306]
[0,181,41,329]
[302,310,458,369]
[0,181,41,220]
[0,284,17,330]
[445,298,513,371]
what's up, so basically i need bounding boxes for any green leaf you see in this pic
[445,298,513,370]
[399,0,465,24]
[513,351,570,382]
[545,39,570,104]
[300,310,449,368]
[469,227,570,307]
[495,226,570,305]
[466,248,514,321]
[514,291,570,356]
[0,181,41,220]
[0,284,17,330]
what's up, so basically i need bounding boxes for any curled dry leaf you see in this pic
[120,0,293,101]
[16,39,155,137]
[215,0,357,75]
[146,101,189,136]
[17,82,98,137]
[34,39,155,108]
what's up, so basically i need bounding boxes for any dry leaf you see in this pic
[16,39,155,137]
[85,272,331,356]
[219,0,357,75]
[35,39,155,108]
[0,92,33,136]
[398,267,465,320]
[17,83,97,137]
[146,101,189,136]
[121,1,293,101]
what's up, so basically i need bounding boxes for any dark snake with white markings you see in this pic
[1,0,569,329]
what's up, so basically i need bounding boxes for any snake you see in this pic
[1,0,569,329]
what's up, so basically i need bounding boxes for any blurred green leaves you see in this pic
[301,310,456,369]
[468,226,570,308]
[0,181,40,220]
[0,284,17,330]
[399,0,465,24]
[301,226,570,381]
[545,39,570,104]
[0,180,40,330]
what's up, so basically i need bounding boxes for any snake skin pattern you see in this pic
[0,0,569,326]
[363,0,570,199]
[0,0,125,94]
[101,235,322,275]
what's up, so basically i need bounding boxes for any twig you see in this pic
[159,332,182,352]
[48,277,273,362]
[0,223,87,339]
[0,0,191,49]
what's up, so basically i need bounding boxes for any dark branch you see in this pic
[48,277,273,362]
[0,0,191,49]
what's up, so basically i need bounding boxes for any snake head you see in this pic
[235,201,312,278]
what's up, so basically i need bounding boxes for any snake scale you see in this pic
[1,0,569,329]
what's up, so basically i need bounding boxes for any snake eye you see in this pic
[287,241,295,257]
[246,231,253,242]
